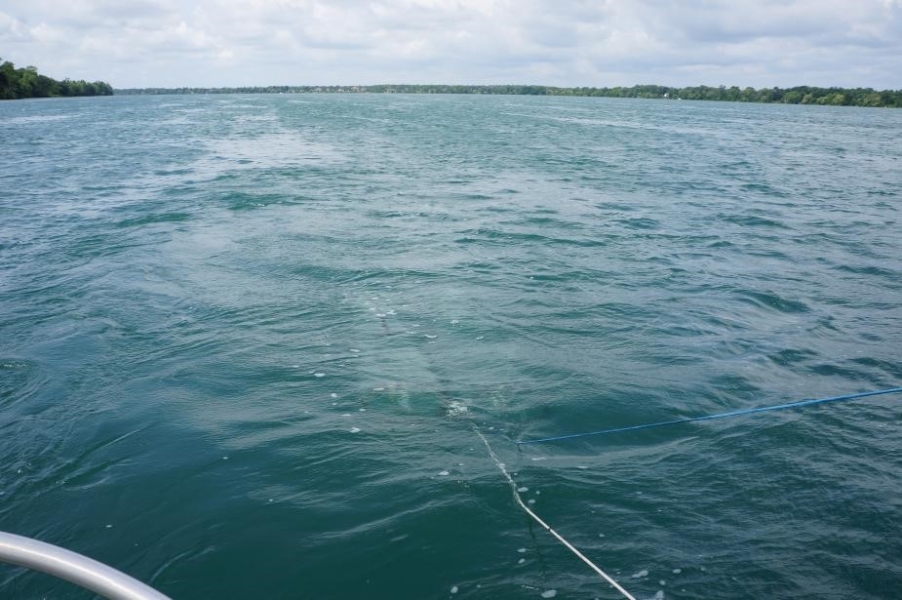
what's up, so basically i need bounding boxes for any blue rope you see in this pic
[516,386,902,446]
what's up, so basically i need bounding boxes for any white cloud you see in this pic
[0,0,899,88]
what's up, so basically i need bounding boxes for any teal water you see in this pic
[1,94,901,599]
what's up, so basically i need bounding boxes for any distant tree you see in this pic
[0,58,113,100]
[109,81,902,108]
[783,90,803,104]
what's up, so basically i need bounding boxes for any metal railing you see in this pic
[0,531,171,599]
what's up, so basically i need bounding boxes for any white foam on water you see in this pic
[517,548,527,553]
[376,313,386,318]
[476,336,484,340]
[438,471,450,476]
[631,570,648,579]
[342,413,351,417]
[540,590,557,598]
[350,427,361,433]
[314,373,325,378]
[446,401,468,416]
[374,387,385,391]
[350,349,360,353]
[451,319,459,324]
[330,393,338,398]
[659,580,666,586]
[518,558,526,564]
[424,334,437,339]
[527,499,536,505]
[671,569,681,575]
[518,487,529,493]
[451,586,458,594]
[650,592,664,600]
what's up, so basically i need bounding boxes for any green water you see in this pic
[1,94,901,599]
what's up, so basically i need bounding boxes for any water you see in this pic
[1,94,900,599]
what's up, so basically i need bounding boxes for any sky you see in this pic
[1,0,900,89]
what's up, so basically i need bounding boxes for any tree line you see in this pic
[115,83,902,108]
[0,58,113,100]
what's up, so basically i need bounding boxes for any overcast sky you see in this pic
[1,0,900,89]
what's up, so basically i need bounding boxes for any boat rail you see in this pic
[0,531,170,599]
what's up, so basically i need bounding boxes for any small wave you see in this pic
[4,114,77,125]
[833,264,900,280]
[850,357,902,379]
[454,228,606,247]
[719,213,790,229]
[734,289,811,314]
[617,217,660,230]
[0,359,49,411]
[768,348,820,367]
[224,192,286,210]
[117,212,191,227]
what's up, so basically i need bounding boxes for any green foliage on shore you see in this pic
[0,58,113,100]
[114,83,902,108]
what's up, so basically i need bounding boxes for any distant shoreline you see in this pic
[113,84,902,108]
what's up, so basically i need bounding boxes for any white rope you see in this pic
[474,426,638,600]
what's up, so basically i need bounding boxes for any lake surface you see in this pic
[1,93,901,599]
